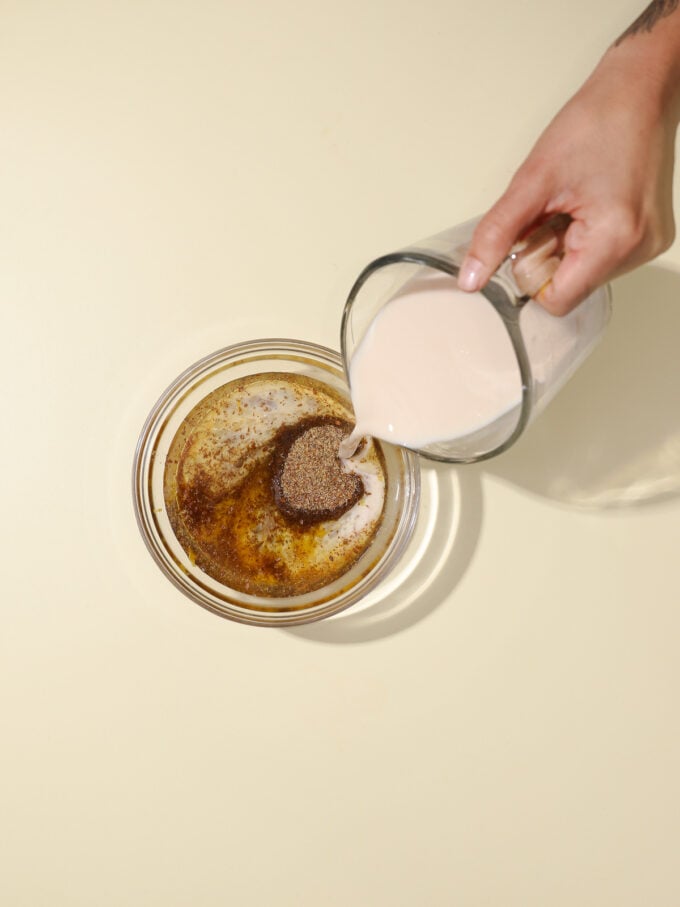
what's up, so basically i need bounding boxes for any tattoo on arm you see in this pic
[615,0,680,45]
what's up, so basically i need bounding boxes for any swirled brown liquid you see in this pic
[163,372,387,597]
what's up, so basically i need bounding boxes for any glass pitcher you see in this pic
[341,215,611,463]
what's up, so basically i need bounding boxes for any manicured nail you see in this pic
[457,256,484,292]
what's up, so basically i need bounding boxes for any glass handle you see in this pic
[509,213,571,299]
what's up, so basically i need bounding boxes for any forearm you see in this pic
[599,1,680,116]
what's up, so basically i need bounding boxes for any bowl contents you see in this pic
[272,417,365,522]
[163,371,386,597]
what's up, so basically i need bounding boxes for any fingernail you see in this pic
[457,256,484,292]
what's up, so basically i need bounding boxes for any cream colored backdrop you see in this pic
[2,2,679,905]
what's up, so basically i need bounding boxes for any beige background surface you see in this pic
[2,1,680,905]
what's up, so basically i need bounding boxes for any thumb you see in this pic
[458,179,549,293]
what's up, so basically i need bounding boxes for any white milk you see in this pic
[340,269,609,458]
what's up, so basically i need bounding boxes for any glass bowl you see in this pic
[132,339,421,626]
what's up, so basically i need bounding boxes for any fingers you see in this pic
[537,222,617,315]
[537,211,659,315]
[458,175,549,292]
[510,213,571,297]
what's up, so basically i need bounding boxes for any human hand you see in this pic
[457,50,679,315]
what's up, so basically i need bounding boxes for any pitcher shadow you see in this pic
[286,263,680,642]
[485,263,680,508]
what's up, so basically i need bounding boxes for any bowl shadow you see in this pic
[485,264,680,508]
[285,464,483,644]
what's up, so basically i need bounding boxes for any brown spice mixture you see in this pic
[272,417,364,524]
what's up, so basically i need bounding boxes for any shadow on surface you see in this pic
[486,264,680,508]
[287,263,680,643]
[286,465,483,644]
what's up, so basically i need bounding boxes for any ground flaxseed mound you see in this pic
[272,417,364,523]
